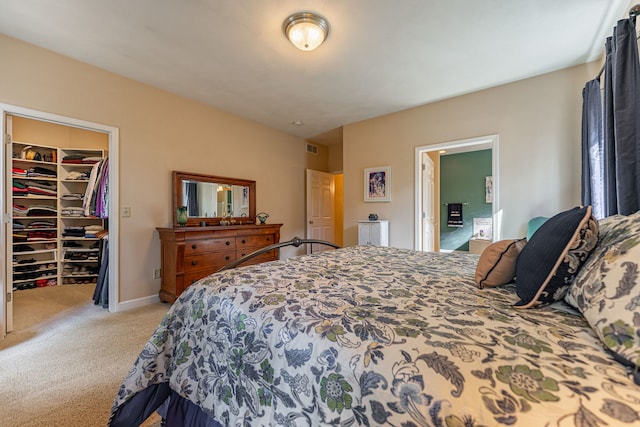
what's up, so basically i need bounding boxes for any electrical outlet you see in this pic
[122,206,131,217]
[153,268,161,279]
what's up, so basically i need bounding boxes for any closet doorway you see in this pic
[414,135,500,252]
[1,104,119,337]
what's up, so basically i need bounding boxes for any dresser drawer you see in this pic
[237,234,276,248]
[185,252,234,272]
[238,249,278,265]
[183,269,217,287]
[184,238,236,255]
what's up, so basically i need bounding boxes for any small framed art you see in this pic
[364,166,391,202]
[485,176,493,203]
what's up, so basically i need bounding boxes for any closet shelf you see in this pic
[60,215,100,219]
[13,196,57,200]
[13,249,57,255]
[12,259,57,266]
[62,237,100,241]
[12,159,57,166]
[12,175,57,181]
[62,274,98,278]
[14,275,58,284]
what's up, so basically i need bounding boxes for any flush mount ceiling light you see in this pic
[283,12,329,51]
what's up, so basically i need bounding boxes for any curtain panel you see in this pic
[582,17,640,217]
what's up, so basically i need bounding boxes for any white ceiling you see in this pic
[0,0,631,144]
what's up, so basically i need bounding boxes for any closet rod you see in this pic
[596,4,640,79]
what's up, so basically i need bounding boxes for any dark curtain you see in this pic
[186,182,199,216]
[582,17,640,217]
[581,79,604,218]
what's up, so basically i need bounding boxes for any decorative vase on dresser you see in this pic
[156,223,282,303]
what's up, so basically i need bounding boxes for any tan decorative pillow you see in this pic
[474,239,527,288]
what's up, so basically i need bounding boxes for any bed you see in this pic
[109,207,640,426]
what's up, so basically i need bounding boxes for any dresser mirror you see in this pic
[172,171,256,227]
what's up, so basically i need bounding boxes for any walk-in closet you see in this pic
[6,114,109,332]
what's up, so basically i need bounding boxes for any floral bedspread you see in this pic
[110,246,640,426]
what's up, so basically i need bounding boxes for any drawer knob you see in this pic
[225,256,230,260]
[191,244,197,249]
[191,261,197,266]
[241,239,246,244]
[225,241,231,246]
[266,237,271,242]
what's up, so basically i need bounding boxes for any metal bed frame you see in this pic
[217,236,340,272]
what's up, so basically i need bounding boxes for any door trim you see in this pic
[414,135,500,251]
[0,103,120,337]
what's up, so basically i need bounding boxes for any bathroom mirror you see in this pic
[172,171,256,227]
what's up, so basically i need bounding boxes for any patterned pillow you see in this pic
[565,212,640,308]
[565,211,640,382]
[514,206,598,309]
[474,239,526,288]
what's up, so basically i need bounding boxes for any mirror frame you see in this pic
[172,171,256,227]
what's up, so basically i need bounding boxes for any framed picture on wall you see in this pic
[485,176,493,203]
[364,166,391,202]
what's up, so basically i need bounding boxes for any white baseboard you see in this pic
[113,294,161,312]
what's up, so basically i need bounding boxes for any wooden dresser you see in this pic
[156,224,282,303]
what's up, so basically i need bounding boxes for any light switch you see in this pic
[121,206,131,217]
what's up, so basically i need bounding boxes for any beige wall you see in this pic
[343,62,600,248]
[0,34,328,304]
[12,116,109,151]
[328,142,344,173]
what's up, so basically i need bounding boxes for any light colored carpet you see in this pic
[0,284,169,426]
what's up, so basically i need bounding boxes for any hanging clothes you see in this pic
[83,161,102,217]
[95,158,109,219]
[93,235,109,308]
[83,157,110,218]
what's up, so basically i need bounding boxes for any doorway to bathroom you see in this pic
[415,135,500,252]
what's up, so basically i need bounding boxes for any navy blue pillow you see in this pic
[514,206,598,309]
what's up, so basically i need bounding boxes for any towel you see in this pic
[447,203,464,227]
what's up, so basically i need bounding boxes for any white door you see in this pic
[306,169,335,253]
[2,115,14,335]
[422,153,435,252]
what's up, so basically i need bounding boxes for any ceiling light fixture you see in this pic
[283,12,329,51]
